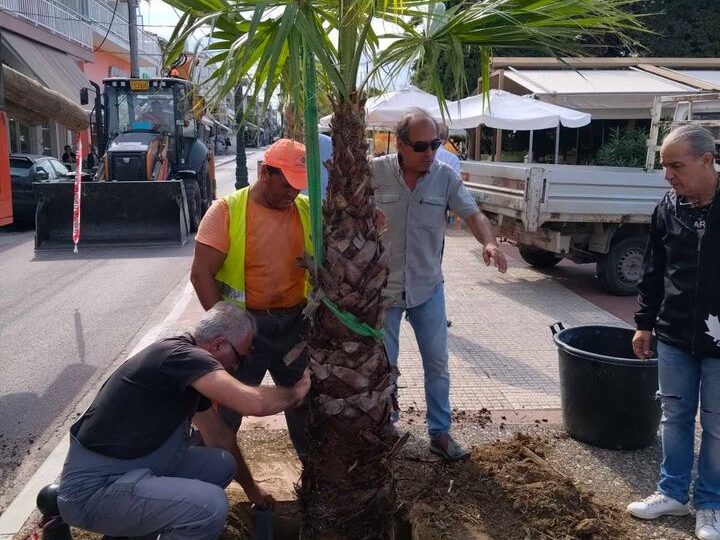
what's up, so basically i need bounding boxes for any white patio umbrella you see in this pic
[436,89,590,130]
[432,90,591,163]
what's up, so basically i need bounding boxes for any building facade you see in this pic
[0,0,162,160]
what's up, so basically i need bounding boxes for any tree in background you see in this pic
[413,0,719,100]
[165,1,643,537]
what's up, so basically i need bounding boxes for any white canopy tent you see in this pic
[319,85,442,128]
[432,90,592,163]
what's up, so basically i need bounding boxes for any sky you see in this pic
[138,0,412,90]
[139,0,182,41]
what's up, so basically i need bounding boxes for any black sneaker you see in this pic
[429,433,470,461]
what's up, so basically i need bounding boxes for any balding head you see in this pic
[395,108,441,176]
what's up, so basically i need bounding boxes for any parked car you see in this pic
[10,154,70,224]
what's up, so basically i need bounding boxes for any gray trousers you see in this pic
[57,420,236,540]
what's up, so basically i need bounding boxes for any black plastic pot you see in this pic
[551,323,661,450]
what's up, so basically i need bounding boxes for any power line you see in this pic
[93,0,119,52]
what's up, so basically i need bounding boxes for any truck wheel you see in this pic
[185,180,202,233]
[596,236,647,296]
[518,245,561,268]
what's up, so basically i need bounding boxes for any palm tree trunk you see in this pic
[299,93,399,539]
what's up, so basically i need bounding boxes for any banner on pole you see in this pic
[72,137,83,253]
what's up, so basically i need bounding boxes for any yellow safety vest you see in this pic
[215,187,313,307]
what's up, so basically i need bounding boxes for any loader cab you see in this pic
[104,78,195,137]
[102,78,198,181]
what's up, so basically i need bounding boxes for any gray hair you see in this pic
[662,125,716,157]
[395,107,439,143]
[194,301,255,344]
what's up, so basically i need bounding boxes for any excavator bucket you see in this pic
[34,181,190,250]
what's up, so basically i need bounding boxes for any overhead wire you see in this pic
[93,0,119,52]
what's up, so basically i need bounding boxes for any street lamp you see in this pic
[234,79,249,190]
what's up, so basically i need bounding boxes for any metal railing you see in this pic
[0,0,93,49]
[87,0,162,61]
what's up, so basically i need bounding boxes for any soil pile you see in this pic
[398,433,628,539]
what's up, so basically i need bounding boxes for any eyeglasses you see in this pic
[405,138,443,153]
[226,340,250,369]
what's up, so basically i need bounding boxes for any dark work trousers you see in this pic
[218,303,310,458]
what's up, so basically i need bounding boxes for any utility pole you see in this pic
[127,0,140,78]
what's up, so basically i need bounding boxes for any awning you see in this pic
[3,65,89,132]
[499,69,699,119]
[2,32,91,110]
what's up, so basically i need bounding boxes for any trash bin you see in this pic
[551,323,661,450]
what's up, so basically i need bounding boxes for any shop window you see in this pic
[41,123,53,156]
[8,118,31,154]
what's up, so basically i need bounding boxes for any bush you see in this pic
[595,127,648,168]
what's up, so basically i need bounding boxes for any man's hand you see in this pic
[483,244,508,274]
[246,482,276,509]
[632,330,654,359]
[287,368,311,408]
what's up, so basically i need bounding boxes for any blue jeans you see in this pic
[383,285,451,436]
[657,340,720,509]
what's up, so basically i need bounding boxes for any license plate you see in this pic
[129,80,150,91]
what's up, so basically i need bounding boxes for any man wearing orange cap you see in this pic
[190,138,312,508]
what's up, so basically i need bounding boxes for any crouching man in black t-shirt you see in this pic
[56,301,310,540]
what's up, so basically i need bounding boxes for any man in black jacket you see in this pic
[627,125,720,540]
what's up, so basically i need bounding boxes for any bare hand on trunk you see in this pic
[632,330,654,359]
[288,368,311,407]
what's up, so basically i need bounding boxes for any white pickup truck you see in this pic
[460,93,720,296]
[460,161,667,295]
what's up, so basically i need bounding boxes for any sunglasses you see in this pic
[404,138,443,153]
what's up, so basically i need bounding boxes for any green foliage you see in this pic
[595,127,648,167]
[163,0,645,116]
[413,0,720,100]
[622,0,720,57]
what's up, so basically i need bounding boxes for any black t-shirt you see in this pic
[75,334,223,459]
[677,198,711,240]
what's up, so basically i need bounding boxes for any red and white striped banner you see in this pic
[72,137,83,253]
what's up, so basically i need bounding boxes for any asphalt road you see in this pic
[0,151,262,513]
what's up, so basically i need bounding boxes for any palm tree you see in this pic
[165,2,643,537]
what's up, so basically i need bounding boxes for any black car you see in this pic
[10,154,70,223]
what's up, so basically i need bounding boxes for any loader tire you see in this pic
[185,180,202,233]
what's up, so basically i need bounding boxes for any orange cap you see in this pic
[264,139,307,189]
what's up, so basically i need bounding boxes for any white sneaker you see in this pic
[696,509,720,540]
[627,492,691,519]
